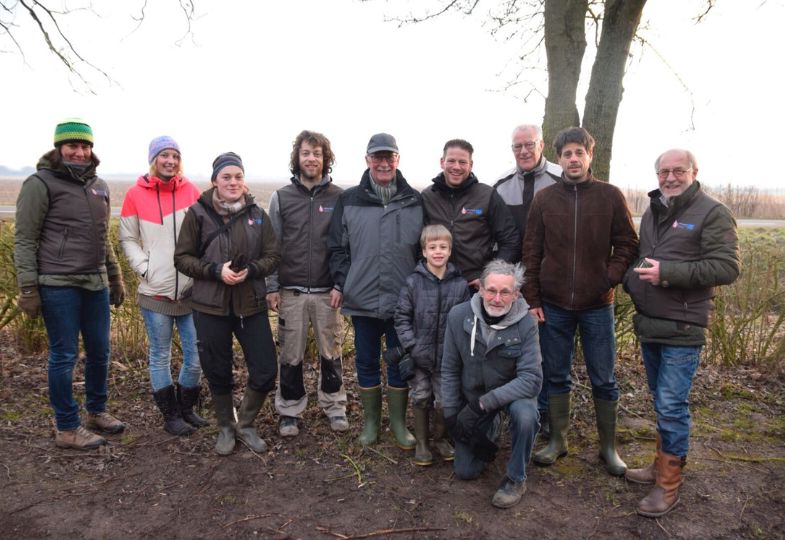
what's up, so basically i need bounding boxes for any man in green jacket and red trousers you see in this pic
[624,149,740,517]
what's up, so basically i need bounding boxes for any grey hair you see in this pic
[654,149,699,171]
[511,124,543,141]
[480,259,525,290]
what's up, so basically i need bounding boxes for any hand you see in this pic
[109,274,125,308]
[329,288,343,309]
[633,258,661,286]
[220,261,248,285]
[18,286,41,319]
[397,353,416,382]
[266,292,280,312]
[529,307,545,323]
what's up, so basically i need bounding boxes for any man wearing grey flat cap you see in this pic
[329,133,424,449]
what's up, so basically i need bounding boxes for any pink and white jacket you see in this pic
[119,174,201,301]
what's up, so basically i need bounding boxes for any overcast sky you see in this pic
[1,0,782,192]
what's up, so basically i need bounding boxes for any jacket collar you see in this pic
[291,173,332,193]
[359,169,415,201]
[414,260,462,281]
[558,170,596,190]
[137,174,185,192]
[430,172,479,194]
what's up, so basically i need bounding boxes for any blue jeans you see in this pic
[454,398,539,483]
[641,343,701,457]
[40,286,111,431]
[540,302,619,401]
[141,308,201,392]
[351,316,404,388]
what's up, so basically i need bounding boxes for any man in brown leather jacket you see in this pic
[522,127,638,477]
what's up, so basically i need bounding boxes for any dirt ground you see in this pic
[1,333,784,540]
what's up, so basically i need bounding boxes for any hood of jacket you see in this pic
[37,148,99,183]
[430,172,479,194]
[135,173,189,193]
[413,259,463,282]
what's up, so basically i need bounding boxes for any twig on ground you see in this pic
[655,518,671,537]
[706,445,785,463]
[223,513,273,528]
[2,461,10,481]
[316,526,447,539]
[365,446,398,465]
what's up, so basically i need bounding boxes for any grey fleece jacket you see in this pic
[441,294,542,418]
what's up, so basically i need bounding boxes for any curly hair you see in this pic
[289,130,335,176]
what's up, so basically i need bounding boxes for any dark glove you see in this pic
[18,286,41,319]
[471,430,499,463]
[109,274,125,308]
[382,345,405,365]
[397,353,416,382]
[229,253,248,272]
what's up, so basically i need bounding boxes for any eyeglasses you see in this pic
[481,287,515,301]
[656,168,692,179]
[511,141,539,153]
[369,153,399,164]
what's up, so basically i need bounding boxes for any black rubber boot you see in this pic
[177,384,209,428]
[153,385,195,436]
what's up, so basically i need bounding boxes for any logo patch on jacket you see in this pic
[319,205,334,213]
[672,220,695,231]
[91,188,108,198]
[248,217,263,226]
[461,207,482,216]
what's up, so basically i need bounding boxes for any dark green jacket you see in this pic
[623,181,740,345]
[174,188,280,317]
[14,149,121,290]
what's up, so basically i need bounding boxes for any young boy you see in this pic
[394,224,471,466]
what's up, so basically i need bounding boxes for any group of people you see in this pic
[14,118,739,515]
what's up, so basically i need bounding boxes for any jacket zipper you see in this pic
[172,189,179,301]
[434,278,443,366]
[307,192,314,291]
[569,184,578,308]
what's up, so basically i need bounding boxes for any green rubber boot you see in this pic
[235,388,268,454]
[212,393,236,456]
[594,398,627,476]
[357,385,382,446]
[413,406,433,466]
[387,386,416,450]
[432,406,455,461]
[533,392,570,465]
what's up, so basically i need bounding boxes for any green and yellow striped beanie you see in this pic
[53,118,94,146]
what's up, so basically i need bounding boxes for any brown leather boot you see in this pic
[625,433,660,485]
[637,450,685,517]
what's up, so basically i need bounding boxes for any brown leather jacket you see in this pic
[523,175,638,311]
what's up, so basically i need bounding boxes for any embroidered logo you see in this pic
[248,217,263,225]
[319,205,334,213]
[672,220,695,231]
[91,188,108,198]
[461,207,482,216]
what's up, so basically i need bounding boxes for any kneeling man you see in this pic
[442,260,542,509]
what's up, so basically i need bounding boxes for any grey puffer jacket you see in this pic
[441,294,542,418]
[394,261,470,372]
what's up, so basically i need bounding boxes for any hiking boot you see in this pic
[491,476,527,509]
[153,385,194,436]
[328,415,349,432]
[413,406,433,466]
[594,398,627,476]
[55,426,106,450]
[177,384,209,428]
[387,386,415,450]
[86,411,126,434]
[279,416,300,437]
[533,392,569,465]
[235,388,268,453]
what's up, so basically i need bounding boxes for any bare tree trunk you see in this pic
[542,0,588,163]
[582,0,646,181]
